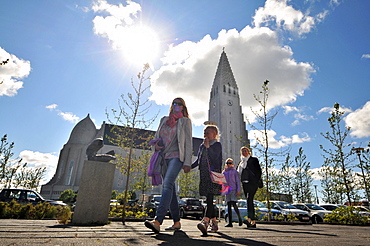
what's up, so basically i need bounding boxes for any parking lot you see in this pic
[1,218,369,245]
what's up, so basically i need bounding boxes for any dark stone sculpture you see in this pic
[86,138,116,162]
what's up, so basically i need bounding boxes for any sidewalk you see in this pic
[1,218,369,245]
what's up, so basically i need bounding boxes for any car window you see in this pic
[254,201,266,208]
[277,202,296,209]
[270,203,279,209]
[10,190,21,199]
[238,201,247,207]
[294,204,305,210]
[26,191,38,201]
[306,204,325,210]
[187,200,201,206]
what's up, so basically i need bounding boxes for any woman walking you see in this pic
[144,97,192,233]
[237,146,261,228]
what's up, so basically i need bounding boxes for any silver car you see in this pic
[263,201,310,222]
[293,203,332,223]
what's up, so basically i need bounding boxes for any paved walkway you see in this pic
[1,218,369,245]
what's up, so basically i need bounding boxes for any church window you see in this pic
[223,85,226,92]
[66,161,74,185]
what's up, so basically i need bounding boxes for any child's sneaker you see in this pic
[197,219,209,236]
[209,220,218,233]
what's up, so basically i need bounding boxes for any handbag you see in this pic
[206,151,226,184]
[210,170,227,184]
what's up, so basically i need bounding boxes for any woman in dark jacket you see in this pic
[192,125,222,235]
[237,146,261,228]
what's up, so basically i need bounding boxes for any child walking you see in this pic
[191,125,222,236]
[222,158,242,227]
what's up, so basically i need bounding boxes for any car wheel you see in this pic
[180,209,186,218]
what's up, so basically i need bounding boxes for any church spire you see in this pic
[211,50,238,92]
[208,49,249,164]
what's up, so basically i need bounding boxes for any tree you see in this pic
[1,134,24,188]
[279,153,294,197]
[247,80,286,219]
[320,103,356,205]
[177,170,199,198]
[291,147,313,203]
[130,147,153,195]
[13,166,46,191]
[352,146,370,203]
[106,63,159,224]
[59,189,77,204]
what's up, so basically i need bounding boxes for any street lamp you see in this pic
[352,147,370,204]
[314,185,319,204]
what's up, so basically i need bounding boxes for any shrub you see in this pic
[55,205,71,224]
[0,201,71,223]
[324,206,368,225]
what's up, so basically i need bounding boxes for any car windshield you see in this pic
[254,201,267,208]
[187,200,201,206]
[306,204,325,210]
[238,201,247,207]
[277,202,296,209]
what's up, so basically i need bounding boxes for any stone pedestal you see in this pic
[72,160,116,225]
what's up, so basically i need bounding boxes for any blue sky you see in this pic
[1,0,369,200]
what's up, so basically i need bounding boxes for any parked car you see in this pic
[178,198,204,219]
[318,204,344,211]
[353,206,370,218]
[110,199,120,206]
[224,200,282,223]
[292,203,332,223]
[0,188,66,206]
[263,201,310,222]
[151,195,162,206]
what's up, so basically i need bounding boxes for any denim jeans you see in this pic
[155,157,182,224]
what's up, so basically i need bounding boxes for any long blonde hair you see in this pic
[169,97,189,118]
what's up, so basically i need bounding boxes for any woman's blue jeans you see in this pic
[154,157,182,224]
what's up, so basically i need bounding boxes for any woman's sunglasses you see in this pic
[173,102,183,106]
[226,162,233,164]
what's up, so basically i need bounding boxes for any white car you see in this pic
[293,203,332,223]
[263,201,310,222]
[353,206,370,218]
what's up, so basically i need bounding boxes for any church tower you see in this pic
[208,50,249,163]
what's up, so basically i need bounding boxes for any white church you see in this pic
[40,50,250,200]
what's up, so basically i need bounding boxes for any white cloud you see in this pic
[45,104,80,123]
[46,104,58,110]
[91,0,159,65]
[253,0,318,36]
[250,129,311,149]
[282,106,315,126]
[292,113,315,126]
[0,47,31,97]
[317,104,352,115]
[345,101,370,138]
[361,54,370,59]
[19,150,58,183]
[150,26,315,125]
[59,112,80,123]
[282,105,299,114]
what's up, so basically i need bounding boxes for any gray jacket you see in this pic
[154,116,193,167]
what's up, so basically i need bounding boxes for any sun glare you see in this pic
[117,25,160,66]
